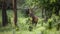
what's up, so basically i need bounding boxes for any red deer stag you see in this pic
[28,8,38,26]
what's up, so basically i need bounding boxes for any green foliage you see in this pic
[25,0,40,8]
[0,11,60,34]
[0,0,60,34]
[50,0,56,3]
[47,14,60,29]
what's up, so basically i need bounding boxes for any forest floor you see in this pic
[0,10,60,34]
[0,18,60,34]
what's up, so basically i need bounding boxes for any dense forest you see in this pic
[0,0,60,34]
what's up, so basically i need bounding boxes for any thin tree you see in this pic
[2,0,8,26]
[12,0,17,26]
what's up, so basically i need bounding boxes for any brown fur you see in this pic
[28,8,38,26]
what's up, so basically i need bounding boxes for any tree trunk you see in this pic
[57,23,60,30]
[42,8,44,18]
[2,0,8,26]
[12,0,17,26]
[49,22,52,29]
[55,6,59,16]
[44,8,48,22]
